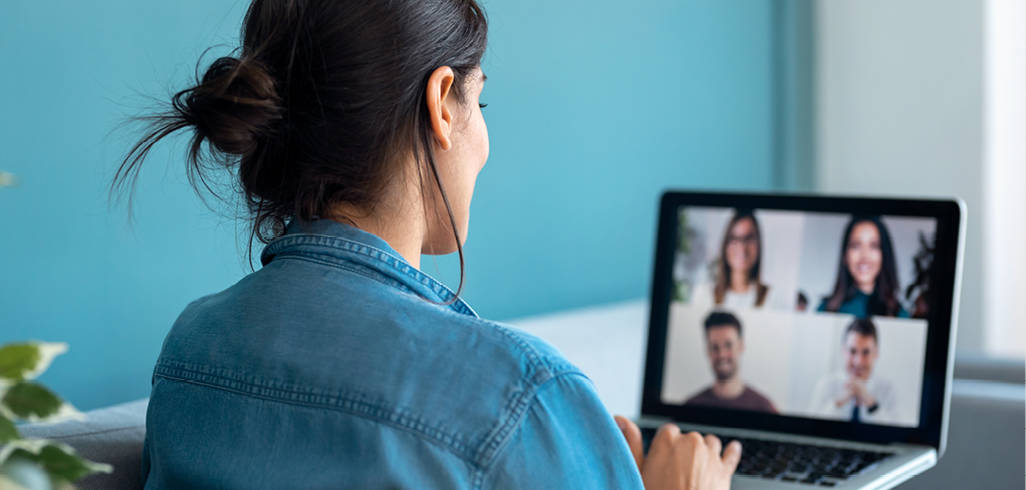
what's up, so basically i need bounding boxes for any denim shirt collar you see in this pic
[259,219,477,317]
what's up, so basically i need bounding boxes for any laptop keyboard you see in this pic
[640,428,894,487]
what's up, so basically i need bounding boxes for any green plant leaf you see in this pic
[0,345,39,382]
[0,414,19,443]
[0,440,111,484]
[2,382,62,420]
[0,343,67,383]
[36,443,106,483]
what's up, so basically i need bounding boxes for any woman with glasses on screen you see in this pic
[818,216,909,318]
[693,209,785,310]
[113,0,740,488]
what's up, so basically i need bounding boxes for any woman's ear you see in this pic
[426,66,456,151]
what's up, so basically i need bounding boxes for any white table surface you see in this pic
[509,299,649,418]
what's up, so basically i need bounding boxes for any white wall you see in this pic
[982,0,1026,358]
[814,0,988,353]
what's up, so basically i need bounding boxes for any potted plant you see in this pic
[0,342,111,489]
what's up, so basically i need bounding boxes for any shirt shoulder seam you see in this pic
[472,371,593,489]
[477,321,579,384]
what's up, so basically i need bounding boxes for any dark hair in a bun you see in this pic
[179,56,281,156]
[113,0,488,300]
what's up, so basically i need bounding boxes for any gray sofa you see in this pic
[20,360,1024,489]
[20,398,148,489]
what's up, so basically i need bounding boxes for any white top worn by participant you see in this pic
[690,282,792,311]
[809,372,904,426]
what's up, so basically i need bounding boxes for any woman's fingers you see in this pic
[721,440,743,474]
[614,415,644,471]
[652,423,682,450]
[638,427,742,490]
[703,434,723,456]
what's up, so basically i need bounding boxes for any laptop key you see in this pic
[801,474,824,484]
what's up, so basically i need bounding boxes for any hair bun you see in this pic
[179,56,282,156]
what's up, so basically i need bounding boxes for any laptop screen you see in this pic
[657,205,943,429]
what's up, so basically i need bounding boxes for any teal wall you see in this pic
[1,0,776,410]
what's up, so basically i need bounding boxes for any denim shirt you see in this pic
[141,219,644,489]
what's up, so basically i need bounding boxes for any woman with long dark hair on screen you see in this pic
[693,209,783,309]
[818,216,909,318]
[113,0,740,488]
[713,209,769,308]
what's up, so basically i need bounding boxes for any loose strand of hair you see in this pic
[417,128,465,306]
[109,113,192,219]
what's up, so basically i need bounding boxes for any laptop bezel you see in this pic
[641,191,963,452]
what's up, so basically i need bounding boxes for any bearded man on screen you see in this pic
[684,311,778,413]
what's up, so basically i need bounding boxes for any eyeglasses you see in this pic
[726,233,758,246]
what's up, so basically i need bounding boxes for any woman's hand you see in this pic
[615,415,741,490]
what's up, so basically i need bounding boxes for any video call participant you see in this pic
[684,311,778,413]
[810,319,899,424]
[818,216,909,318]
[693,209,783,309]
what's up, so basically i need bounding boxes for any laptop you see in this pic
[636,191,964,489]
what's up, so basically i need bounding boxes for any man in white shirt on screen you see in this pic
[810,318,900,425]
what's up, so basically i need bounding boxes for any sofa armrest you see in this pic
[18,398,148,490]
[954,355,1024,385]
[899,379,1024,489]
